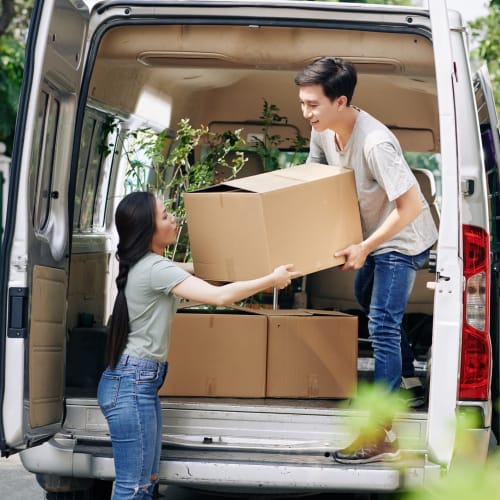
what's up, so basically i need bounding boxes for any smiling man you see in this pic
[295,57,438,464]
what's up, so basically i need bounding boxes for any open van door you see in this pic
[425,0,463,466]
[475,65,500,443]
[0,0,90,455]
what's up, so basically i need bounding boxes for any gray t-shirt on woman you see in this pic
[124,252,190,362]
[308,109,438,255]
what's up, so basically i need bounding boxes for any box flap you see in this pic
[301,309,355,318]
[231,306,355,318]
[176,304,339,317]
[176,302,272,317]
[271,163,349,182]
[235,307,313,317]
[223,163,350,194]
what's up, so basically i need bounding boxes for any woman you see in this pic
[97,191,300,499]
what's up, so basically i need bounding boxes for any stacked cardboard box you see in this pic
[266,310,358,398]
[160,309,267,397]
[160,306,357,399]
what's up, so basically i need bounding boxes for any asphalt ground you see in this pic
[0,453,45,498]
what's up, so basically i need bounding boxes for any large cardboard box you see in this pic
[160,308,268,397]
[160,306,357,399]
[184,163,362,281]
[266,310,358,398]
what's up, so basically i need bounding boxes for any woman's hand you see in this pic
[272,264,302,289]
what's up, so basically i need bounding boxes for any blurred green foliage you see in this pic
[470,2,500,114]
[0,35,24,154]
[405,408,500,500]
[0,0,32,154]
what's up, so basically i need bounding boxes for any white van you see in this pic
[1,0,499,497]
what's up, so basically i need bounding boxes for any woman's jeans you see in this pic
[354,249,429,392]
[97,354,167,499]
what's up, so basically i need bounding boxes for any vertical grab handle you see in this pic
[8,287,29,338]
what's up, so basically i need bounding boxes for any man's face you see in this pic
[298,84,344,132]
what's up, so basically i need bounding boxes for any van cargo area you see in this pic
[2,1,499,498]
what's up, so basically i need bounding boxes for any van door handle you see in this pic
[436,272,450,282]
[8,287,29,338]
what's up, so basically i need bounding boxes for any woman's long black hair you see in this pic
[106,191,157,369]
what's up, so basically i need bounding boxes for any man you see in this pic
[295,57,437,464]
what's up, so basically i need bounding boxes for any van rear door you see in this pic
[426,0,462,466]
[0,0,90,455]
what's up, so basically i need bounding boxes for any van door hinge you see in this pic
[461,178,475,196]
[8,287,29,338]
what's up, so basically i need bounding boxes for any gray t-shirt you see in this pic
[308,109,438,255]
[124,252,190,362]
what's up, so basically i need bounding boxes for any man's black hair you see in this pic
[294,57,357,105]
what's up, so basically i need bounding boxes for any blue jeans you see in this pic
[97,354,167,499]
[401,323,417,379]
[354,250,429,392]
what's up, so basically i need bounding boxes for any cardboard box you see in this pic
[161,306,357,399]
[184,163,362,281]
[160,308,267,397]
[266,310,358,398]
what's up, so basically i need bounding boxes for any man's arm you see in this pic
[335,184,423,270]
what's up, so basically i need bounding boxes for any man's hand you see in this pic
[335,243,369,271]
[334,184,424,271]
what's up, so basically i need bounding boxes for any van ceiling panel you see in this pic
[89,23,438,151]
[96,25,433,76]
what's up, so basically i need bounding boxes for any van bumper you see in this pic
[20,436,443,494]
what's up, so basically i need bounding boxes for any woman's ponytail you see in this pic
[107,260,131,369]
[105,192,157,369]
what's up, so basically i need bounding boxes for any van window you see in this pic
[73,109,117,232]
[31,88,59,231]
[405,152,442,208]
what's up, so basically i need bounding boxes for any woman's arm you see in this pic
[175,262,194,274]
[172,264,301,306]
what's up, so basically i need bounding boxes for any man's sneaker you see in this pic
[399,376,426,409]
[333,429,401,464]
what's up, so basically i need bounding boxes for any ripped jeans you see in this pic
[98,354,167,499]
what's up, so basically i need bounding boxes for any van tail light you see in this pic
[459,225,491,400]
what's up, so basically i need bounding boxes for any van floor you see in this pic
[63,390,358,407]
[65,357,429,412]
